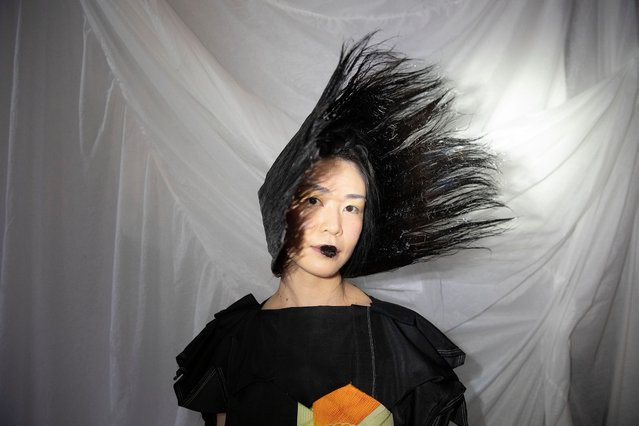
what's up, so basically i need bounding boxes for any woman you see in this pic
[174,34,507,425]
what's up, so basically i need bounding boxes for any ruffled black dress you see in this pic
[174,295,468,425]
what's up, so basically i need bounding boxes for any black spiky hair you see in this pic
[258,33,509,278]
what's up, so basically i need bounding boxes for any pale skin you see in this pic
[263,159,371,309]
[216,159,371,425]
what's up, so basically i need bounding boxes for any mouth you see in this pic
[312,245,339,258]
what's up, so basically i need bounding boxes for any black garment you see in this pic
[174,295,468,425]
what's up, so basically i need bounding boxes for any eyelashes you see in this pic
[304,196,363,214]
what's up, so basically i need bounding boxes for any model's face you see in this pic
[288,159,366,279]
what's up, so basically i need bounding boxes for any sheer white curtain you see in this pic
[1,0,637,425]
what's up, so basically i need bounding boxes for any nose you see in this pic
[320,205,342,236]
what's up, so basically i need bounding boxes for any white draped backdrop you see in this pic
[1,0,638,425]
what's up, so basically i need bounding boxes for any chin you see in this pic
[314,269,342,279]
[293,257,345,279]
[302,264,342,279]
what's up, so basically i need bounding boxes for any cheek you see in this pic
[344,218,364,247]
[300,215,318,239]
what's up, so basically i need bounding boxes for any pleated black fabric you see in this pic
[174,294,468,425]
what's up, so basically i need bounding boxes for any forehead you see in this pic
[313,159,366,194]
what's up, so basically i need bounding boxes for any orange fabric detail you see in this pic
[312,384,381,425]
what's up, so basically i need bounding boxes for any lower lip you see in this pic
[312,246,339,258]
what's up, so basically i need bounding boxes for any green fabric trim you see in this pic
[297,403,314,425]
[359,404,394,425]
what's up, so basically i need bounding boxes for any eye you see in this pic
[344,205,360,214]
[306,196,321,206]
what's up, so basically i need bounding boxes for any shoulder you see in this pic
[369,296,466,369]
[176,294,260,364]
[173,294,261,412]
[215,293,261,318]
[345,281,373,306]
[368,298,468,424]
[184,294,260,343]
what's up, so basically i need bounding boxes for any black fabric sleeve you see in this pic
[370,297,468,426]
[173,319,229,413]
[393,379,468,426]
[173,294,259,415]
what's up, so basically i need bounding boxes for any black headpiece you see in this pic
[258,34,509,278]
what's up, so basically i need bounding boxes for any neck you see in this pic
[274,268,348,308]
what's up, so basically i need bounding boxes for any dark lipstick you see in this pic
[319,245,337,258]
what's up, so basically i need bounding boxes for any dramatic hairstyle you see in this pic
[259,34,510,278]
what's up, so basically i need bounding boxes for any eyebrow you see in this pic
[310,183,366,200]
